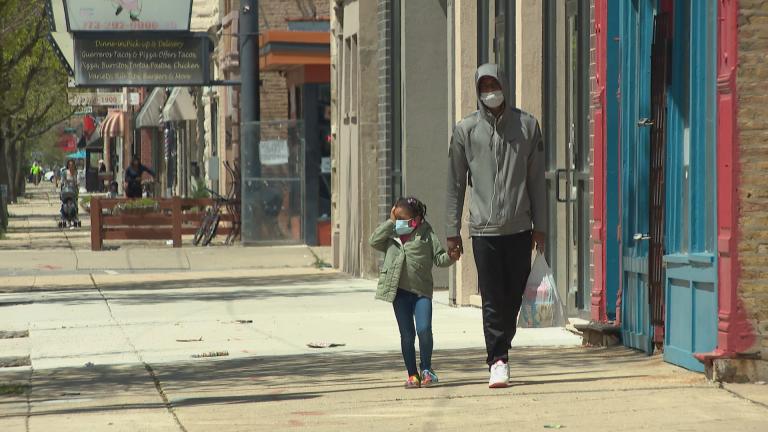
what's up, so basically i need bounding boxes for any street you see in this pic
[0,184,765,431]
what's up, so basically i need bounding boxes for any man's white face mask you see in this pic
[480,90,504,109]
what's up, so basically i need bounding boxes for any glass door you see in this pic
[565,0,591,313]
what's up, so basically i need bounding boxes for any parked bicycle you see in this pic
[193,188,231,246]
[192,161,241,246]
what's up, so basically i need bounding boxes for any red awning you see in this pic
[98,110,124,138]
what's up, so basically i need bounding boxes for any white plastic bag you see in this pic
[517,252,567,328]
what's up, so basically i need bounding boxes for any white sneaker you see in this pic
[489,360,509,388]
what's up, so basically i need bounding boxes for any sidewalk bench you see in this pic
[90,197,235,251]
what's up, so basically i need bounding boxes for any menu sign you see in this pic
[74,35,210,86]
[64,0,192,32]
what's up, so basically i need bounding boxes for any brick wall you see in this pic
[377,0,392,225]
[737,0,768,357]
[260,72,288,121]
[258,0,328,121]
[140,129,153,169]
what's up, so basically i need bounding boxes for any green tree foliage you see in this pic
[0,0,72,201]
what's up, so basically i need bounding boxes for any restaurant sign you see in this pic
[74,34,210,86]
[64,0,192,32]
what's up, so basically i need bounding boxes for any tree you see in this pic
[0,0,72,201]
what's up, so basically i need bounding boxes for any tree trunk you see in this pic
[2,125,17,202]
[13,141,24,201]
[0,126,8,194]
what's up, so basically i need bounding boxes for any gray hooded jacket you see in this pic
[446,63,547,237]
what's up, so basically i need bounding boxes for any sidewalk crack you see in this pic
[89,273,188,432]
[721,385,768,411]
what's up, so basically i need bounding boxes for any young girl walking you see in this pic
[369,197,455,388]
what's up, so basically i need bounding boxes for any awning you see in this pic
[259,30,330,72]
[98,110,124,138]
[136,88,167,128]
[161,87,196,122]
[66,149,86,159]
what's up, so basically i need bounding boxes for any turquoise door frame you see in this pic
[619,0,655,354]
[662,1,718,373]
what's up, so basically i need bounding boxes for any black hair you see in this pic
[394,196,427,219]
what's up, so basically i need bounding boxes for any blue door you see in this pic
[619,0,655,354]
[662,1,718,373]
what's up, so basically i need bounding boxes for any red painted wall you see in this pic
[591,0,608,323]
[695,0,757,365]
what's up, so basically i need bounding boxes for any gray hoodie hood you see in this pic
[475,63,508,115]
[446,64,547,238]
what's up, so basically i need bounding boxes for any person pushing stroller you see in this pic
[58,159,81,229]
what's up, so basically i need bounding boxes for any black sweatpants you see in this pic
[472,231,532,366]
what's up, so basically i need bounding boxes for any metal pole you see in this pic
[477,0,489,66]
[239,0,260,176]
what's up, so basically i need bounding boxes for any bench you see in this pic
[90,197,235,251]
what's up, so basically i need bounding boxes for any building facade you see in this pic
[331,0,766,381]
[591,0,766,380]
[331,0,594,305]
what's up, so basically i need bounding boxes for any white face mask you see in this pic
[480,90,504,109]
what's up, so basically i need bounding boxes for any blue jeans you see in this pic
[393,289,433,376]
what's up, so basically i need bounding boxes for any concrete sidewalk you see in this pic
[0,183,331,276]
[1,269,767,431]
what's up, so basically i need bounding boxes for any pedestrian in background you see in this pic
[369,196,455,389]
[124,156,155,199]
[446,63,547,388]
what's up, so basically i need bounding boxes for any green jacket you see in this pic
[368,220,454,302]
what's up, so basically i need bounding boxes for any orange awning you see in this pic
[259,30,330,72]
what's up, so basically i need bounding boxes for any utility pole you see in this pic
[239,0,260,178]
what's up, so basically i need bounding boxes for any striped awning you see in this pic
[98,110,124,138]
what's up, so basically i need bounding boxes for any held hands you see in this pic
[447,236,463,261]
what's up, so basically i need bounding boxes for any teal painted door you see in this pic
[620,0,654,354]
[662,1,718,373]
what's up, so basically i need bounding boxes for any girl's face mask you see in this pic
[394,218,418,235]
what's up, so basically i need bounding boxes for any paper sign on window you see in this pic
[259,140,289,166]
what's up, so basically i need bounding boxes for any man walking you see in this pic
[446,63,547,388]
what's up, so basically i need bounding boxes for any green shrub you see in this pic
[191,177,210,200]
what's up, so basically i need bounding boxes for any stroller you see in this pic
[58,183,81,228]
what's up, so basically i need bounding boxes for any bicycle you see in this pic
[193,161,241,246]
[193,188,230,246]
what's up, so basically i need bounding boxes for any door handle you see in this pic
[633,233,651,241]
[637,118,655,127]
[555,169,569,203]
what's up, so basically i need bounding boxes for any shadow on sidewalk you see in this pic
[0,273,364,304]
[0,347,665,419]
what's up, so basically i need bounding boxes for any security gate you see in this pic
[648,12,671,349]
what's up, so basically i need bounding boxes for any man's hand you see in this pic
[447,236,463,260]
[532,231,546,254]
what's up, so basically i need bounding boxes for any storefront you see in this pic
[135,88,168,196]
[255,26,331,245]
[466,1,594,313]
[593,0,719,372]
